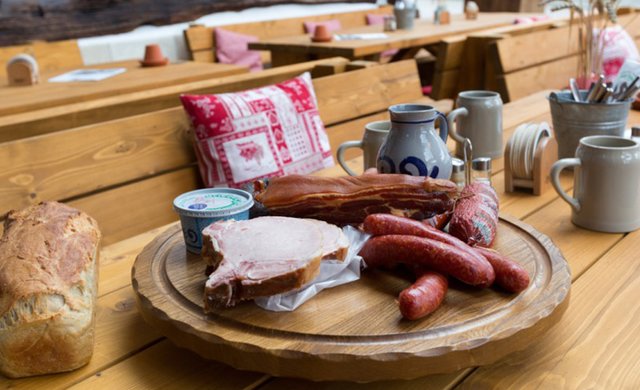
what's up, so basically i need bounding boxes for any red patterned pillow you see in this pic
[180,72,334,188]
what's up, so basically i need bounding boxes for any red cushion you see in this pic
[215,27,263,72]
[180,73,334,188]
[303,19,342,34]
[366,14,386,25]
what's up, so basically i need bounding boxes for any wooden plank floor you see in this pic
[2,92,639,389]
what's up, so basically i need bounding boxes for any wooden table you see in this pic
[0,60,247,117]
[249,12,532,66]
[4,90,640,389]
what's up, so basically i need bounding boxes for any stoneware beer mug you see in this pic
[377,104,452,179]
[337,121,390,176]
[551,135,640,233]
[447,90,503,159]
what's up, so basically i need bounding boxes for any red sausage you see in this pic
[422,212,452,231]
[473,247,530,293]
[449,183,499,248]
[398,271,448,320]
[363,214,489,268]
[359,234,495,288]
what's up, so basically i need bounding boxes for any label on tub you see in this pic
[178,193,245,212]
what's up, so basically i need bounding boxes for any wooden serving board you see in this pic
[132,215,571,382]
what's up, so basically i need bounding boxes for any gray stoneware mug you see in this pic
[551,135,640,233]
[337,120,390,176]
[447,90,503,159]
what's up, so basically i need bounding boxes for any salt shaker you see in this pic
[472,157,492,185]
[450,158,465,189]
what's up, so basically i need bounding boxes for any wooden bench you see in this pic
[488,10,640,102]
[0,39,83,80]
[0,57,350,142]
[0,60,452,244]
[430,17,570,99]
[184,5,392,65]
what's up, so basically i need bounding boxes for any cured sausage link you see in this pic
[399,271,448,320]
[359,235,495,288]
[473,247,530,293]
[363,214,490,270]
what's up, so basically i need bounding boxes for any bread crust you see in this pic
[0,201,101,378]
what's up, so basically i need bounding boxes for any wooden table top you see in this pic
[3,90,640,389]
[0,60,247,117]
[249,12,532,59]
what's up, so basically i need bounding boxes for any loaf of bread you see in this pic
[0,201,101,378]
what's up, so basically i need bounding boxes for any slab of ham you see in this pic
[201,217,349,311]
[253,174,458,225]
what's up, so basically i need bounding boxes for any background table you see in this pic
[249,12,533,66]
[0,60,247,117]
[3,90,640,389]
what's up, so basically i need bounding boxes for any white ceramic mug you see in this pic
[447,90,503,159]
[337,121,390,176]
[551,135,640,233]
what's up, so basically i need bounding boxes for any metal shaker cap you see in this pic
[451,158,465,173]
[472,157,491,171]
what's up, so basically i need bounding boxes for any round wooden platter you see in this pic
[132,214,571,382]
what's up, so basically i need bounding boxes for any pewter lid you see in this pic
[451,158,465,173]
[472,157,491,171]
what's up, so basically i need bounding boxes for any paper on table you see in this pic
[48,68,126,82]
[254,225,370,311]
[334,33,389,41]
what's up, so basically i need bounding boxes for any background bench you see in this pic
[0,60,451,244]
[0,57,350,142]
[184,5,392,65]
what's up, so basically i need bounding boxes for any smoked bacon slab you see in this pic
[253,174,458,225]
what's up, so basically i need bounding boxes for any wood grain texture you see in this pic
[499,56,578,102]
[132,216,570,382]
[315,60,423,125]
[68,340,268,390]
[69,167,200,245]
[0,108,193,215]
[493,24,579,74]
[457,228,640,389]
[0,61,247,117]
[249,13,527,64]
[0,57,350,140]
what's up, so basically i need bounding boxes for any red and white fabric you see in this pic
[180,72,334,188]
[598,25,640,83]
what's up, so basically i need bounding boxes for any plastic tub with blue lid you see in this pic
[173,188,253,253]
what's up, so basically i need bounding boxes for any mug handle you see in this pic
[435,111,448,143]
[336,140,363,176]
[446,107,469,144]
[550,158,581,212]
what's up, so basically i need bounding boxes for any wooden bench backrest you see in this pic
[430,17,570,99]
[490,23,583,102]
[0,40,83,79]
[0,57,350,143]
[184,6,392,63]
[0,60,424,244]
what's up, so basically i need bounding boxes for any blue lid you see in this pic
[173,188,253,218]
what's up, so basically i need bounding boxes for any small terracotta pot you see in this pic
[312,25,333,43]
[140,44,169,67]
